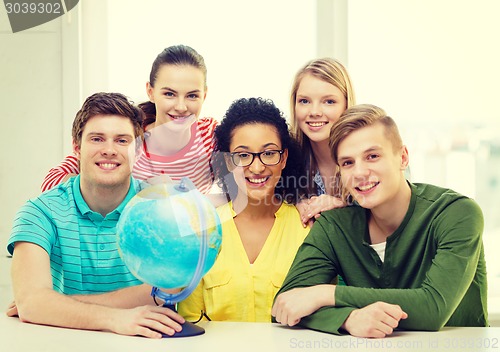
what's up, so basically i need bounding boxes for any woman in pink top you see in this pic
[42,45,217,194]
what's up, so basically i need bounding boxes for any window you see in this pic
[347,0,500,324]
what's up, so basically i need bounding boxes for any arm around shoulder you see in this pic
[41,155,79,192]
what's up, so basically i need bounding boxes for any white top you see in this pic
[370,241,387,262]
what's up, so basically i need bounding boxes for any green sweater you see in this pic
[276,183,488,334]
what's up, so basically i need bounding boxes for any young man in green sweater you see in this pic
[272,104,488,338]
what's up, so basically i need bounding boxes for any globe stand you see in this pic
[160,304,205,338]
[155,179,210,338]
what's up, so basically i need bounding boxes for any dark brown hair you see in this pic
[72,92,144,147]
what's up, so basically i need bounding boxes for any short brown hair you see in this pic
[329,104,403,165]
[72,92,144,147]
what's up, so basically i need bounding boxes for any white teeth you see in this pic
[172,114,194,120]
[100,163,117,169]
[308,122,326,127]
[248,177,267,184]
[357,183,376,191]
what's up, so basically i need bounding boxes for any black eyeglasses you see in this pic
[229,150,284,167]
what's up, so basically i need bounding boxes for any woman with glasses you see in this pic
[178,97,310,322]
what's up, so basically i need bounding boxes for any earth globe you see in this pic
[116,177,222,337]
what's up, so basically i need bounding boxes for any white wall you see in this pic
[347,0,500,323]
[347,0,500,226]
[0,12,64,251]
[348,0,500,124]
[347,0,500,163]
[79,0,316,128]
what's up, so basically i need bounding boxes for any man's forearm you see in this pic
[72,284,155,308]
[16,287,119,331]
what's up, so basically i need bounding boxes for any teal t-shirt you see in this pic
[7,175,143,294]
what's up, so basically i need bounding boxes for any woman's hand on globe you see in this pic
[108,305,185,338]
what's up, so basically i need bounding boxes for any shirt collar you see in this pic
[73,175,138,217]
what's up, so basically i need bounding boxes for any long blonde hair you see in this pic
[289,58,356,195]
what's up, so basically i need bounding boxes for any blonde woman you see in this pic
[290,58,356,226]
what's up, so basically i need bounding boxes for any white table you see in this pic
[1,315,499,352]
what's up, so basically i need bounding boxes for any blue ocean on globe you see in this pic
[116,179,222,290]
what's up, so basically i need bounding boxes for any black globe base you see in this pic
[161,320,205,338]
[159,303,205,338]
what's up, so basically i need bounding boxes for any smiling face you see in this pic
[337,123,409,211]
[228,123,288,205]
[73,114,137,190]
[294,73,347,145]
[146,64,206,129]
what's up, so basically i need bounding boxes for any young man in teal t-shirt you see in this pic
[7,93,184,338]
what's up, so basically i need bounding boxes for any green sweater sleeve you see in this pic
[335,198,484,330]
[275,219,353,335]
[297,306,355,335]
